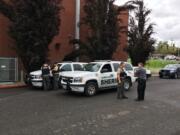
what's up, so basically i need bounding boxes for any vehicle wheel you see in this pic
[85,82,97,96]
[174,73,178,79]
[58,77,62,88]
[159,75,163,78]
[177,74,180,79]
[123,79,131,91]
[169,74,176,79]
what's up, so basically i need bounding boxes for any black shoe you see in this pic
[135,99,141,101]
[122,96,128,99]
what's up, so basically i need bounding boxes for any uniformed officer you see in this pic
[135,62,147,101]
[117,62,128,99]
[51,63,60,90]
[41,63,51,91]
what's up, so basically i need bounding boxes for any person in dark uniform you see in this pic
[117,62,128,99]
[51,63,60,90]
[41,63,51,91]
[135,62,147,101]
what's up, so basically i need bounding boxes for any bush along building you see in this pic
[0,0,129,82]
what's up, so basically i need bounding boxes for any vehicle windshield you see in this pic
[164,64,177,69]
[125,64,133,71]
[84,63,102,72]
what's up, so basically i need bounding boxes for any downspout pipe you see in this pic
[75,0,80,61]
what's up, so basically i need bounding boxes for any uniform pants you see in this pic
[117,81,126,99]
[137,79,146,100]
[43,75,51,91]
[53,74,59,90]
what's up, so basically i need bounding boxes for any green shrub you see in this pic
[144,59,179,73]
[146,59,178,69]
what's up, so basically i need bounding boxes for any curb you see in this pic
[0,74,159,89]
[0,83,27,89]
[152,74,159,77]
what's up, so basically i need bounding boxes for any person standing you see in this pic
[41,63,51,91]
[135,62,147,101]
[117,62,128,99]
[51,63,60,90]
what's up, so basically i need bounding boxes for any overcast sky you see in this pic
[114,0,180,47]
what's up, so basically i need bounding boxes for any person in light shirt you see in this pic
[117,62,128,99]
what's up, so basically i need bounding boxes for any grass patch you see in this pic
[145,59,179,73]
[128,58,179,74]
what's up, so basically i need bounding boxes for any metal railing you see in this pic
[0,57,18,82]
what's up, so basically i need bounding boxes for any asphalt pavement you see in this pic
[0,77,180,135]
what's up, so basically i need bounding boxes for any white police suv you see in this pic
[61,61,136,96]
[29,62,87,88]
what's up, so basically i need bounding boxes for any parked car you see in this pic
[159,64,180,79]
[61,60,136,96]
[164,55,176,60]
[28,62,87,88]
[133,67,152,79]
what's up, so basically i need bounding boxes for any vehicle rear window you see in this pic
[165,64,177,68]
[73,64,84,71]
[84,63,102,72]
[125,64,133,71]
[60,64,72,71]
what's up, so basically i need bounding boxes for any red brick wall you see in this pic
[80,1,128,61]
[0,0,76,63]
[0,14,15,57]
[112,10,129,61]
[48,0,76,64]
[0,1,128,64]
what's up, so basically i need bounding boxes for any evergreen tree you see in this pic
[0,0,62,73]
[81,0,121,60]
[66,0,123,61]
[155,41,178,55]
[125,0,155,66]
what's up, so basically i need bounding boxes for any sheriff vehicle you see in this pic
[61,61,136,96]
[28,62,87,88]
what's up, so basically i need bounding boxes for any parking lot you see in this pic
[0,77,180,135]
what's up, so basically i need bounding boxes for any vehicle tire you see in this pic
[146,74,151,80]
[84,82,98,96]
[177,74,180,79]
[123,78,131,91]
[159,75,163,78]
[174,73,178,79]
[169,73,175,79]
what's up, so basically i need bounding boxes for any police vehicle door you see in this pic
[99,64,116,88]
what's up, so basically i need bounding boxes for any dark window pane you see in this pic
[73,64,84,71]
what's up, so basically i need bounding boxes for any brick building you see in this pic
[0,0,129,82]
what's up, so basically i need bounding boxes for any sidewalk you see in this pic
[0,82,27,89]
[0,74,159,89]
[152,73,159,77]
